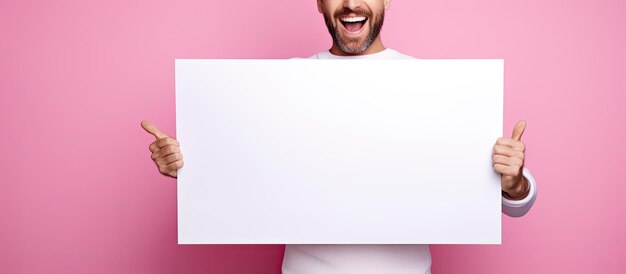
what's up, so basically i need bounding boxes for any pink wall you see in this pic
[1,0,624,273]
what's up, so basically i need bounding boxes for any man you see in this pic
[142,0,537,273]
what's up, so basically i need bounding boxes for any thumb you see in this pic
[141,120,169,140]
[511,120,527,141]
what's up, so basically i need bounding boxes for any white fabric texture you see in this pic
[281,49,538,274]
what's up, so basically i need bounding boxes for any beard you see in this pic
[323,7,385,54]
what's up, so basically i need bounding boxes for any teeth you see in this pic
[340,16,367,23]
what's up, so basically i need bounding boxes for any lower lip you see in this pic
[339,19,367,35]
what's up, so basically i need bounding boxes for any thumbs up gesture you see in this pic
[492,120,529,200]
[141,120,184,178]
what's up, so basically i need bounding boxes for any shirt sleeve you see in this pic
[502,167,538,217]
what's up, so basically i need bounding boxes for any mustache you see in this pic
[333,7,372,18]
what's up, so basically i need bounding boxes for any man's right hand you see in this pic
[141,120,184,178]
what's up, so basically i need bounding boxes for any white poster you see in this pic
[175,59,503,244]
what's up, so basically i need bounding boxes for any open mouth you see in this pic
[339,16,368,34]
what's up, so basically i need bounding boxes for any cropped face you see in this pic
[317,0,391,54]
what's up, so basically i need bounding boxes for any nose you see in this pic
[343,0,362,11]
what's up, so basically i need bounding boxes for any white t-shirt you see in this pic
[281,48,538,274]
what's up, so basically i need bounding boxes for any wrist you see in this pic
[503,176,529,200]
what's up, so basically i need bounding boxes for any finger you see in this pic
[495,137,525,152]
[156,137,179,149]
[492,155,523,167]
[141,120,169,140]
[149,141,159,153]
[156,153,183,166]
[149,137,179,152]
[511,120,526,141]
[159,160,184,176]
[166,170,178,178]
[493,145,525,159]
[152,145,180,160]
[493,164,521,177]
[493,163,509,174]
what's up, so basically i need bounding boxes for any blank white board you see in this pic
[175,59,503,244]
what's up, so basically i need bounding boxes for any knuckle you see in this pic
[158,138,171,147]
[165,138,179,147]
[166,137,176,145]
[156,139,166,147]
[168,161,183,170]
[163,146,174,154]
[163,154,173,162]
[164,145,179,154]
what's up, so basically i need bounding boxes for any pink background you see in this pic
[1,0,624,273]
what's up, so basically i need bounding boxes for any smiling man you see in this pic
[321,0,385,55]
[142,0,537,273]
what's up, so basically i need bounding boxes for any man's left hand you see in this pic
[492,120,529,200]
